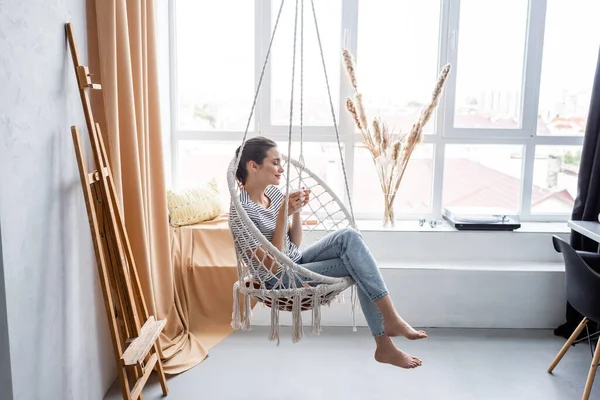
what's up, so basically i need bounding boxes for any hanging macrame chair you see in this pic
[227,0,358,344]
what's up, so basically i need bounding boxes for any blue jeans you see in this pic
[297,228,389,336]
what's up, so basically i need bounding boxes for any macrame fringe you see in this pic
[291,295,303,343]
[268,296,280,345]
[351,284,358,332]
[233,281,355,342]
[231,285,252,331]
[231,285,242,330]
[242,292,251,330]
[311,294,322,334]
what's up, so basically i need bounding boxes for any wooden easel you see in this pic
[65,23,168,400]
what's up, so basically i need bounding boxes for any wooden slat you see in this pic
[71,126,132,400]
[74,47,143,342]
[121,317,166,366]
[94,123,150,324]
[87,125,143,338]
[130,353,158,400]
[65,23,82,69]
[153,342,169,396]
[71,127,123,357]
[68,27,131,326]
[90,181,131,351]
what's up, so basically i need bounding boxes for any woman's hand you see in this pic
[302,188,311,207]
[288,188,309,247]
[281,189,305,216]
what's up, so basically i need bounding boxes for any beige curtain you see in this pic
[87,0,235,374]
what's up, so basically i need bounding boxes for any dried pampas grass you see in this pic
[342,48,451,226]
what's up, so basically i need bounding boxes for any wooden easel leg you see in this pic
[72,126,130,399]
[94,122,151,325]
[94,122,169,396]
[549,317,589,373]
[91,183,132,347]
[118,366,133,400]
[582,335,600,400]
[134,363,145,400]
[67,23,169,399]
[153,343,169,396]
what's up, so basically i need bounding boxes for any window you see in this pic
[356,0,441,135]
[177,140,237,208]
[354,145,434,216]
[270,0,342,126]
[537,0,600,136]
[443,145,523,212]
[169,0,588,223]
[531,146,580,214]
[452,0,528,130]
[275,142,346,199]
[174,0,254,131]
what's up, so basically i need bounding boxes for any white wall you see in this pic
[0,1,115,399]
[0,218,13,399]
[250,228,569,330]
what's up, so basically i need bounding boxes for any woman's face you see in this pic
[249,146,284,186]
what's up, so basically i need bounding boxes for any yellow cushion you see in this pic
[167,179,223,227]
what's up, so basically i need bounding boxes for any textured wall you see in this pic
[0,217,13,400]
[0,0,115,399]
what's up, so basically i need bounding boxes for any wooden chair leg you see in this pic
[582,335,600,400]
[549,317,589,373]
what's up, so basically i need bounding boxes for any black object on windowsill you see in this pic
[442,207,521,231]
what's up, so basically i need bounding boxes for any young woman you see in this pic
[231,136,427,369]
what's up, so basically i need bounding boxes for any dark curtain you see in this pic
[554,47,600,340]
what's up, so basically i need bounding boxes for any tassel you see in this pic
[242,293,251,330]
[292,295,304,343]
[231,285,242,330]
[311,293,322,334]
[268,297,280,345]
[351,285,358,332]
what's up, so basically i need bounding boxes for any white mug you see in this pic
[289,188,305,214]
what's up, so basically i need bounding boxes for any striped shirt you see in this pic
[229,186,302,273]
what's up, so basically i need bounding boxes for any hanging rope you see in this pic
[282,0,300,240]
[228,0,358,343]
[234,0,286,175]
[298,0,305,172]
[309,0,355,225]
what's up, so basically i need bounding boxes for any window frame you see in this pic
[168,0,585,223]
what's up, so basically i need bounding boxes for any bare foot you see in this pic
[375,347,422,369]
[384,318,427,340]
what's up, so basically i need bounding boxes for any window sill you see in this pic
[378,261,564,272]
[352,219,570,234]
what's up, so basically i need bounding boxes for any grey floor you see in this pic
[104,327,599,400]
